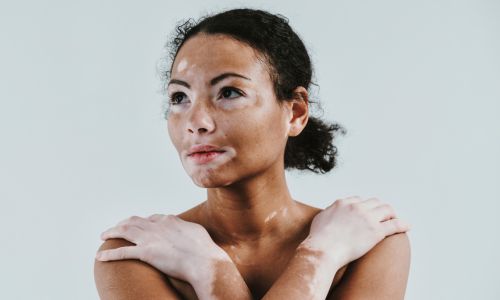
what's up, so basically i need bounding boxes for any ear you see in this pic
[285,86,309,137]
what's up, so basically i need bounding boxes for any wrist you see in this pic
[186,248,232,284]
[298,236,346,269]
[188,252,252,300]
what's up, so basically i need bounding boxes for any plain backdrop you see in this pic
[0,0,498,299]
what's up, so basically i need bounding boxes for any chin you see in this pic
[192,177,234,188]
[190,169,235,188]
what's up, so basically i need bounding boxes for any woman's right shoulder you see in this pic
[94,238,184,299]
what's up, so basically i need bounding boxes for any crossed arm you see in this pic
[94,233,410,300]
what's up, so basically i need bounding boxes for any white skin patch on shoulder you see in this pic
[176,58,189,73]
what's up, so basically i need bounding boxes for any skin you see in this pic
[165,32,328,298]
[94,32,411,300]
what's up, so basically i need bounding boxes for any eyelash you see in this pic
[168,86,244,105]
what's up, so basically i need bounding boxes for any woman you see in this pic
[94,8,411,300]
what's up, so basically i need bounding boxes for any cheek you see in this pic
[225,110,287,164]
[167,119,182,152]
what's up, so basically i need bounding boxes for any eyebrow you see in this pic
[167,72,251,89]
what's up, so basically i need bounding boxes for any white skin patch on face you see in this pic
[175,58,189,73]
[182,148,236,187]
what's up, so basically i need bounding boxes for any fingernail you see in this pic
[95,252,102,260]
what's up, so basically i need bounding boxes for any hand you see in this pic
[95,214,230,282]
[300,196,411,267]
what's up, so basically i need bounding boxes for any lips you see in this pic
[188,144,225,156]
[188,151,225,164]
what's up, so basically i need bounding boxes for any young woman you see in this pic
[94,8,411,300]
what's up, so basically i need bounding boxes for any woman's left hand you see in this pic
[95,214,229,283]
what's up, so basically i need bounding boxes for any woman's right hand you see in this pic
[300,196,411,267]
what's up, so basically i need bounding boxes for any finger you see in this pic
[358,197,384,210]
[327,195,363,208]
[343,195,363,202]
[116,215,149,229]
[371,203,397,222]
[95,246,142,261]
[100,224,144,243]
[147,213,166,222]
[380,218,411,236]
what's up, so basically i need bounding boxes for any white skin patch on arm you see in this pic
[295,247,331,299]
[300,254,323,298]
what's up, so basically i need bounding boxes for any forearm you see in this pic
[261,242,340,300]
[187,240,340,300]
[188,255,253,300]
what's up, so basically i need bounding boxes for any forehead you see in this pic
[170,33,268,79]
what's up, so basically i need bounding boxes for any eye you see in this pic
[220,87,244,99]
[169,92,187,105]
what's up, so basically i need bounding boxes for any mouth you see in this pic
[187,150,226,164]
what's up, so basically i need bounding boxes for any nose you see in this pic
[186,100,215,135]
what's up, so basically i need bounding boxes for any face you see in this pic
[166,33,295,188]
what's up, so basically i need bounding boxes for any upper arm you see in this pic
[327,232,412,300]
[94,238,183,300]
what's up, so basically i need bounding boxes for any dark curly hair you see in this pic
[159,7,347,174]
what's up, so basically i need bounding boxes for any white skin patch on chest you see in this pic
[264,206,288,224]
[264,210,278,223]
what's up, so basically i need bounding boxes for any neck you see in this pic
[201,163,301,247]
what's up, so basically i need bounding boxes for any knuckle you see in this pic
[392,219,403,230]
[129,215,141,222]
[166,214,178,221]
[348,203,363,213]
[148,214,173,225]
[387,205,397,216]
[381,203,394,212]
[397,219,407,230]
[336,199,346,206]
[381,203,391,209]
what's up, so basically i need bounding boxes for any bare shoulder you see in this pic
[94,238,183,300]
[328,232,412,300]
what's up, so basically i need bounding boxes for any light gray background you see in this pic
[0,0,498,299]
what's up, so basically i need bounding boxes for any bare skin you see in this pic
[167,200,348,299]
[94,31,344,299]
[94,32,411,300]
[164,32,344,298]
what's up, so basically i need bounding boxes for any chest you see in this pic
[166,250,347,300]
